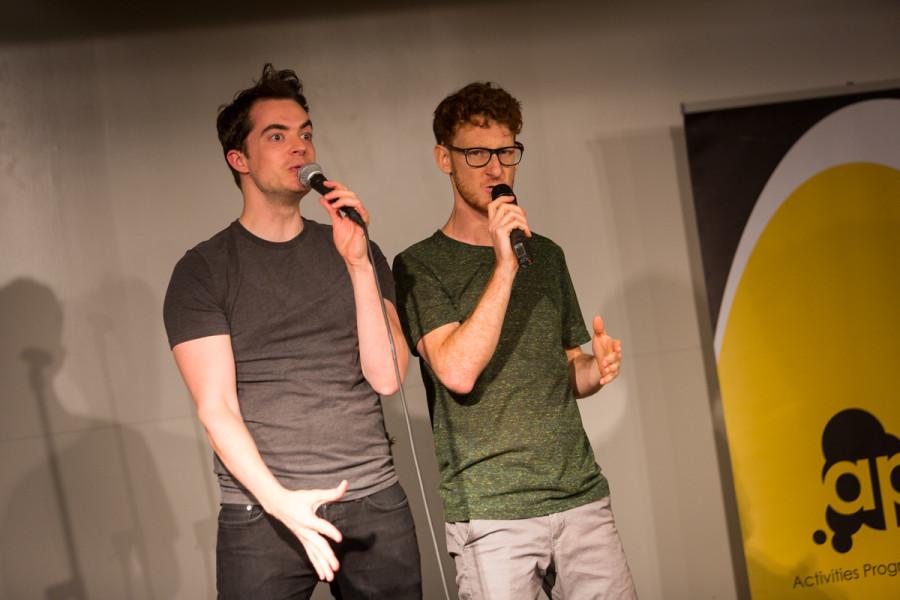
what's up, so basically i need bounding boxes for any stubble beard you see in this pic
[252,169,308,207]
[451,170,489,216]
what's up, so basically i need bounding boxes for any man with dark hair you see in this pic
[393,82,637,599]
[164,64,422,599]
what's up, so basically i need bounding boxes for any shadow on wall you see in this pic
[0,277,202,598]
[380,376,459,600]
[585,127,751,599]
[581,126,854,600]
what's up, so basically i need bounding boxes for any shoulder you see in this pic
[393,233,445,278]
[184,221,241,258]
[398,231,443,255]
[395,231,453,265]
[529,231,562,251]
[392,234,449,291]
[525,232,566,263]
[171,222,236,276]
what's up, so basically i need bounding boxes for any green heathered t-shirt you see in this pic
[393,230,609,522]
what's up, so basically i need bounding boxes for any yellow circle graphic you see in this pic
[719,162,900,598]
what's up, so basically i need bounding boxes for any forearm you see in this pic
[173,337,289,513]
[198,399,288,513]
[568,351,604,399]
[172,335,343,580]
[348,262,408,394]
[199,393,344,582]
[427,264,516,393]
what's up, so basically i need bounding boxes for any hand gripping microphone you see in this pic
[491,183,533,268]
[299,163,366,228]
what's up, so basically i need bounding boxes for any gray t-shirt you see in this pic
[164,219,397,503]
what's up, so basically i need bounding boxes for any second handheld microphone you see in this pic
[299,163,366,228]
[491,183,533,268]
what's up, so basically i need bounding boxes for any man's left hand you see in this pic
[591,315,622,386]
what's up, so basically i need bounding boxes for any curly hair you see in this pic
[432,81,523,145]
[216,64,310,187]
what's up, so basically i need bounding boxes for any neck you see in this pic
[442,197,492,246]
[239,188,305,242]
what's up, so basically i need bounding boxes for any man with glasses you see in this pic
[393,82,637,599]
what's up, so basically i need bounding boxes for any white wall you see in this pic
[1,1,898,598]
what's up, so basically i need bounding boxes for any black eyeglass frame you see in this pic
[445,141,525,168]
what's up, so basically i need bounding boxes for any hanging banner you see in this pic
[684,86,900,598]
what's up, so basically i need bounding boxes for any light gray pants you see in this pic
[445,496,637,600]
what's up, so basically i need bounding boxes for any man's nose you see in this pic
[485,153,503,175]
[290,136,308,154]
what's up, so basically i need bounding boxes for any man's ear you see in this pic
[226,149,250,175]
[434,144,452,175]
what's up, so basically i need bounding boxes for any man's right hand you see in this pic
[487,194,531,269]
[267,480,349,581]
[414,194,528,394]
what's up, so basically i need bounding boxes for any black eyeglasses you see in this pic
[446,141,525,168]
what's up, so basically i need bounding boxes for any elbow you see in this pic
[438,370,477,395]
[570,378,603,400]
[446,382,474,395]
[367,366,403,396]
[366,357,408,396]
[196,401,234,436]
[371,379,400,396]
[423,344,481,395]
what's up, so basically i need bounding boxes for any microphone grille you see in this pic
[299,163,323,187]
[491,183,514,200]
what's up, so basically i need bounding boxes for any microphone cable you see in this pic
[359,223,452,600]
[300,161,451,598]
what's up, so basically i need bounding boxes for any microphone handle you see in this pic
[510,228,533,268]
[504,196,533,268]
[492,187,533,268]
[309,173,366,227]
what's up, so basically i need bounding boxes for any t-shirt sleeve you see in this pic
[369,241,396,306]
[392,250,462,355]
[557,248,591,349]
[163,249,230,348]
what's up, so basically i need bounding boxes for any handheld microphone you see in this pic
[491,183,533,268]
[299,163,366,228]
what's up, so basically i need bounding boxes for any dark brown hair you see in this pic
[216,63,310,187]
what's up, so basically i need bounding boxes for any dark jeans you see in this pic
[217,482,422,599]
